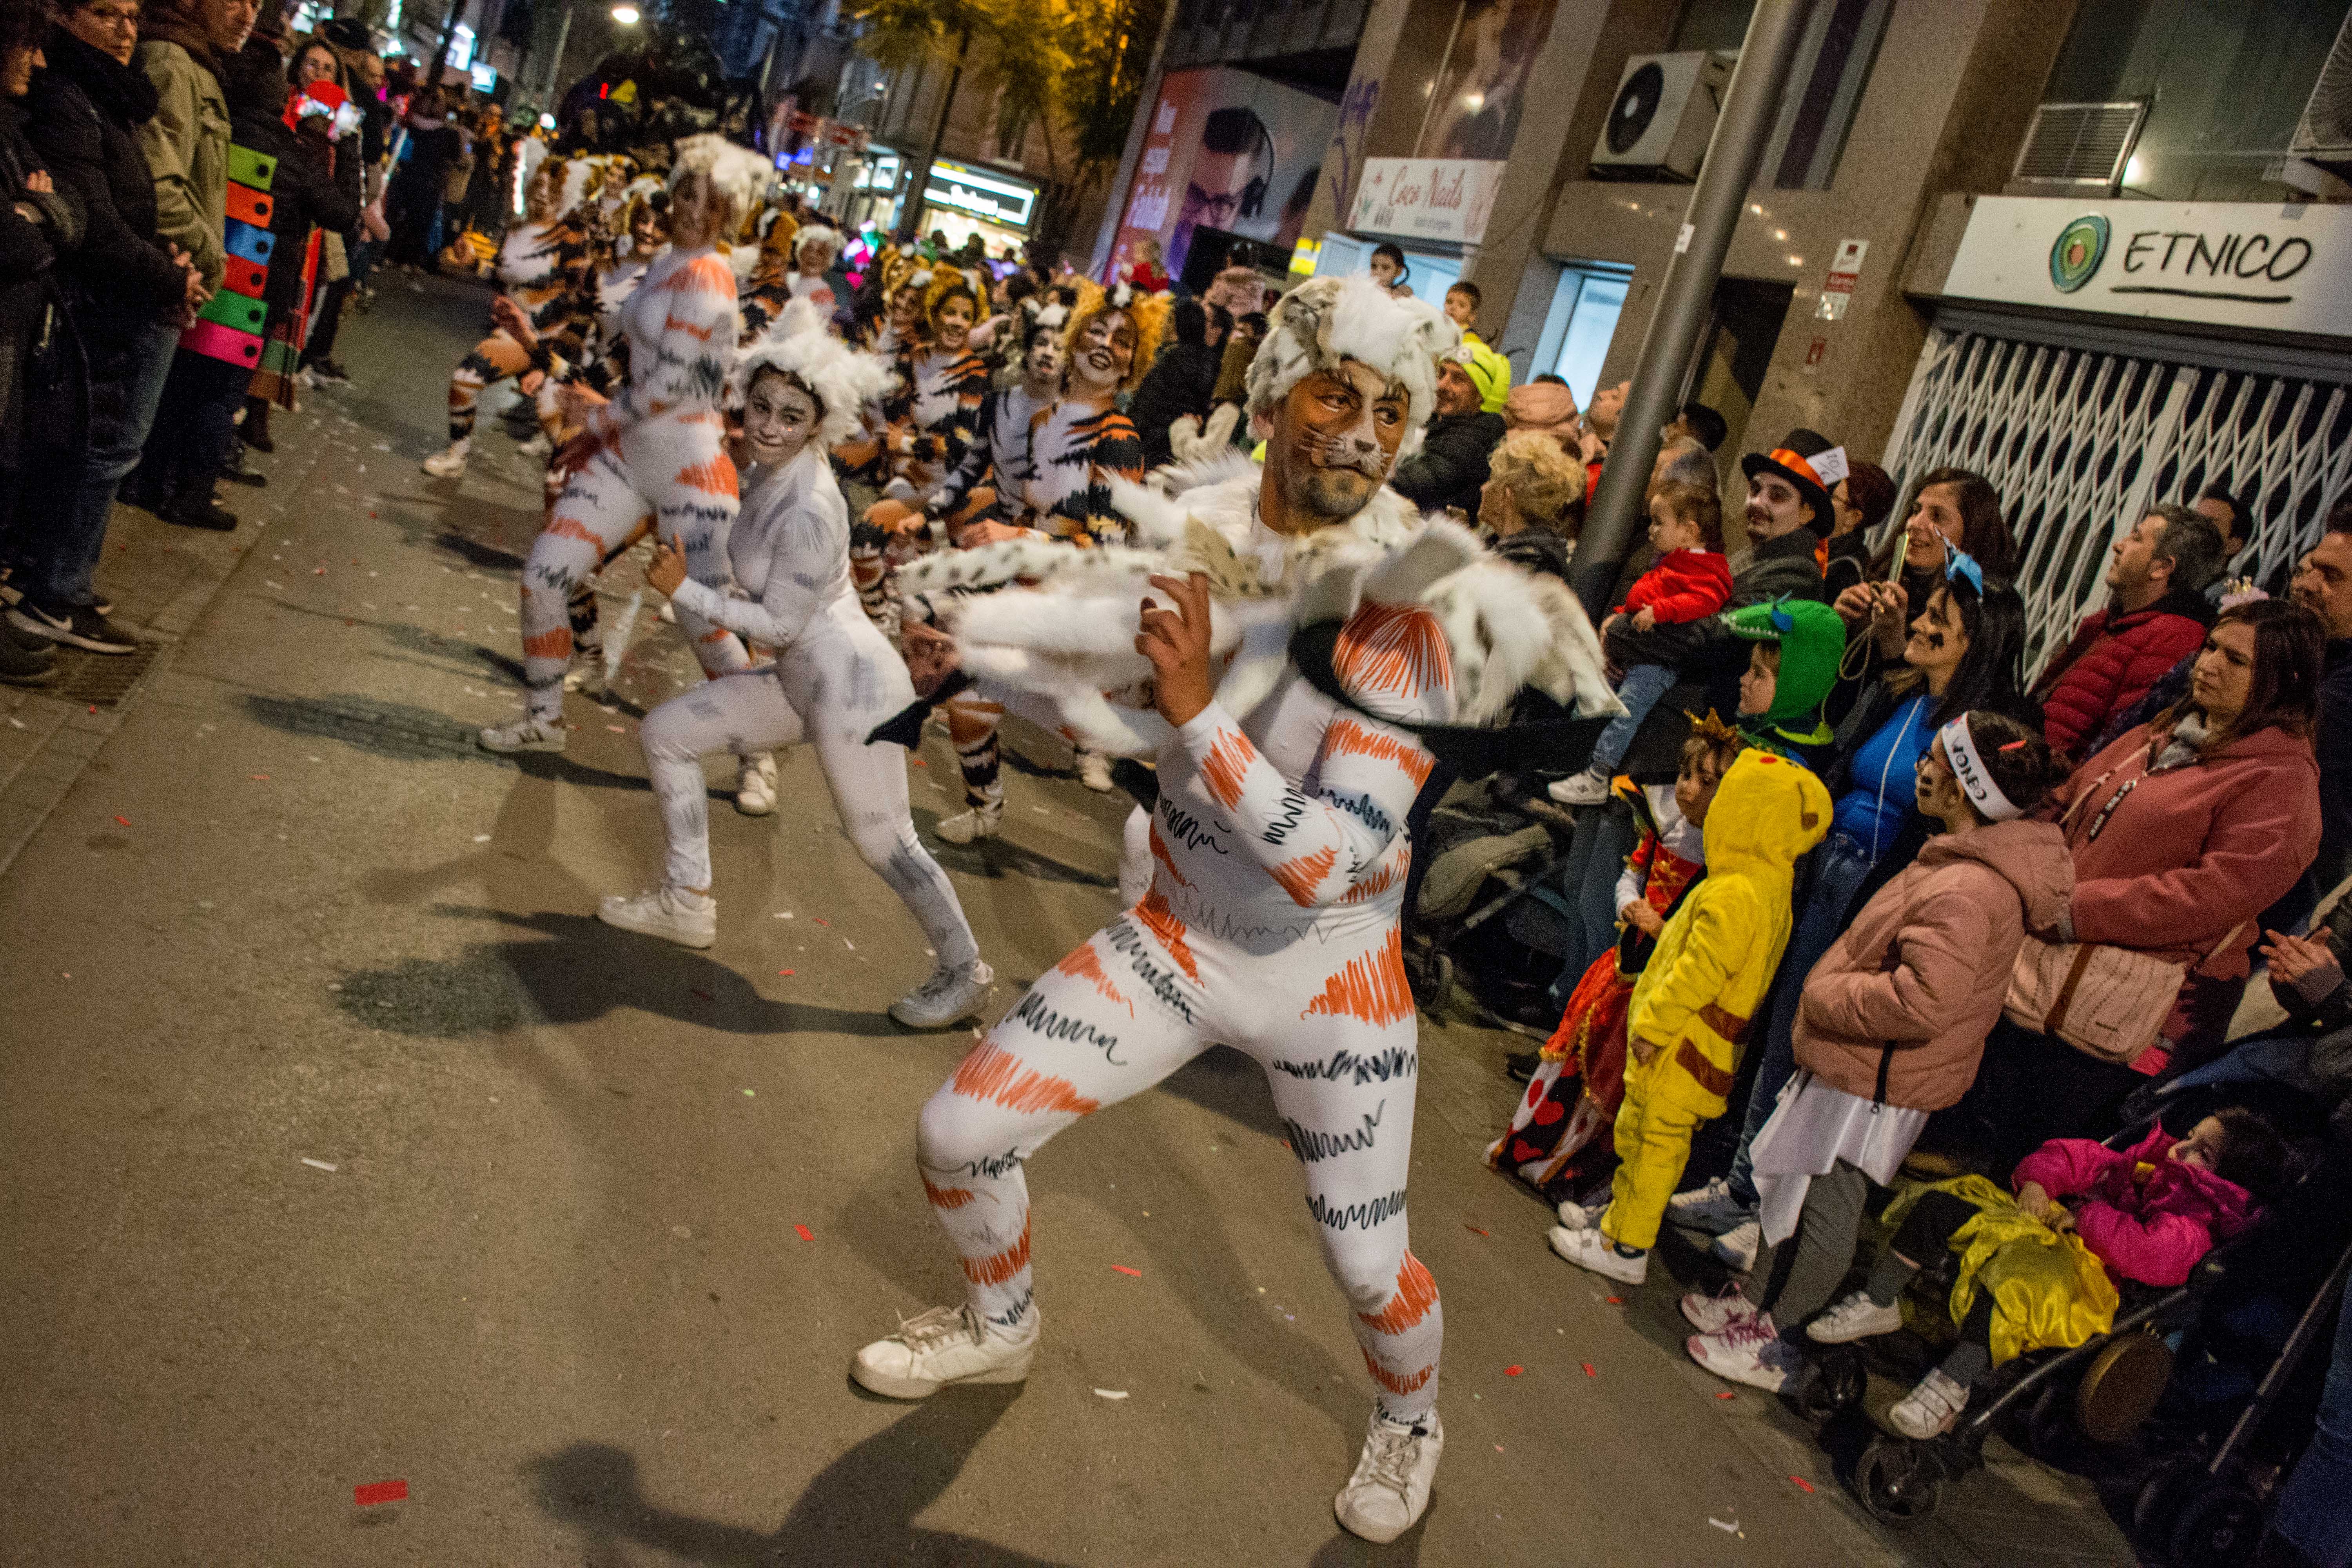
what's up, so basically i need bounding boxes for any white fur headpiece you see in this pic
[795,223,842,263]
[1244,276,1457,455]
[670,134,773,220]
[731,299,891,449]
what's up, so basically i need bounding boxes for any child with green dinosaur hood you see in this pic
[1726,597,1846,767]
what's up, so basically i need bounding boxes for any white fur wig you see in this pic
[1243,275,1457,457]
[731,299,891,449]
[670,134,773,220]
[897,463,1621,757]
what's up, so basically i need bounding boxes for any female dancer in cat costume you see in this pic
[914,283,1162,842]
[477,136,769,756]
[854,276,1621,1544]
[599,302,992,1027]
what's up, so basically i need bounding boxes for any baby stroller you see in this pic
[1785,1096,2334,1546]
[1403,772,1584,1030]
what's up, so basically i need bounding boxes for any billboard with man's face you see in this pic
[1108,67,1337,284]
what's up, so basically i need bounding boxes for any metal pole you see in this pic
[895,31,964,245]
[425,0,469,89]
[1569,0,1822,621]
[538,2,573,114]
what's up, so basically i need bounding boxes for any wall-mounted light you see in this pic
[610,4,640,22]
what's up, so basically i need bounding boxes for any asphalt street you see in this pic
[0,272,2140,1566]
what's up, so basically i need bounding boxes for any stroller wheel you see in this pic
[1852,1436,1941,1528]
[1787,1345,1866,1424]
[2134,1454,2207,1555]
[2077,1332,2174,1446]
[2167,1483,2266,1568]
[2025,1380,2079,1465]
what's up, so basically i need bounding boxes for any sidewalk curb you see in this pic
[0,425,338,880]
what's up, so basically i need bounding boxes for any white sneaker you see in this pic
[1548,1224,1648,1285]
[890,960,994,1029]
[597,885,717,949]
[1687,1314,1798,1392]
[1555,1198,1606,1230]
[515,431,554,460]
[1681,1284,1761,1335]
[658,599,677,624]
[1710,1219,1762,1272]
[1668,1176,1755,1236]
[936,802,1002,844]
[1334,1408,1443,1545]
[478,713,567,753]
[422,439,470,479]
[1076,750,1114,792]
[1547,767,1611,806]
[735,752,778,816]
[850,1303,1038,1399]
[1888,1367,1971,1439]
[1807,1289,1904,1345]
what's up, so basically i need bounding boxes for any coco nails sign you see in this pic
[1942,196,2352,339]
[1348,158,1506,246]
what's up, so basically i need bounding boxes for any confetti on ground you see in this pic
[1606,1296,1623,1305]
[472,834,491,843]
[1092,1388,1129,1401]
[300,1158,338,1172]
[353,1479,407,1506]
[1716,1391,1735,1400]
[112,815,130,826]
[776,969,795,977]
[1708,1517,1739,1534]
[811,916,831,926]
[794,1224,813,1241]
[1111,1265,1142,1277]
[1581,1363,1596,1377]
[1789,1475,1815,1494]
[1463,1224,1489,1236]
[249,773,269,781]
[1504,1365,1523,1377]
[606,724,625,733]
[741,1088,755,1097]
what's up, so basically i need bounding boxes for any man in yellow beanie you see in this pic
[1390,343,1507,514]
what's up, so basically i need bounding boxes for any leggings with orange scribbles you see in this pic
[912,905,1440,1422]
[517,409,746,720]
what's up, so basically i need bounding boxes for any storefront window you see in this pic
[1531,263,1632,407]
[2045,0,2352,202]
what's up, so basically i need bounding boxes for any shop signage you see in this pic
[1944,196,2352,339]
[1347,157,1505,246]
[923,159,1037,231]
[1815,237,1866,321]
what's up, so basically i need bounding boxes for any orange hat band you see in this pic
[1766,448,1824,492]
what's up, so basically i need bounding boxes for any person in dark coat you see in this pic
[385,84,459,267]
[225,36,354,452]
[1390,350,1505,515]
[7,0,201,657]
[1127,296,1221,469]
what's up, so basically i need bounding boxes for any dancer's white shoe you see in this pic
[596,885,717,948]
[1334,1408,1443,1544]
[889,960,993,1028]
[850,1304,1038,1399]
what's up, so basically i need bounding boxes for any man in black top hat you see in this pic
[1731,426,1844,607]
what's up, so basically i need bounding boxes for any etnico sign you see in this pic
[1944,196,2350,339]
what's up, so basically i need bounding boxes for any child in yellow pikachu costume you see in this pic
[1549,747,1831,1285]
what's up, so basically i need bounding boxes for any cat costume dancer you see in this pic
[848,277,1620,1543]
[598,301,992,1028]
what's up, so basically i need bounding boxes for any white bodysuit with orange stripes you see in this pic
[516,245,746,721]
[913,596,1454,1422]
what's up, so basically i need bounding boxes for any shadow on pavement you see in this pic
[526,1388,1073,1566]
[332,906,912,1038]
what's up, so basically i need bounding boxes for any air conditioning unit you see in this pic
[1588,51,1732,183]
[2292,8,2352,174]
[2006,102,2147,194]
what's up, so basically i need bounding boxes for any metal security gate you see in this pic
[1880,308,2352,669]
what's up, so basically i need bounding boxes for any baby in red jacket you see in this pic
[1552,481,1733,805]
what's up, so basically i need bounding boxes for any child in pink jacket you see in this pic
[1855,1110,2290,1438]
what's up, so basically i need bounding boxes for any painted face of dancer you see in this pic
[524,165,561,225]
[934,294,977,354]
[1069,309,1135,396]
[667,171,728,252]
[629,201,666,255]
[1022,327,1064,388]
[742,369,819,467]
[889,284,924,336]
[1269,361,1409,529]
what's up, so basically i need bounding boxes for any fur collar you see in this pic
[898,466,1621,755]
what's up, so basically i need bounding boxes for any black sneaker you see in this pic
[0,632,55,686]
[11,599,138,654]
[1,610,52,654]
[1505,1051,1541,1083]
[220,450,267,488]
[162,488,237,532]
[307,358,352,385]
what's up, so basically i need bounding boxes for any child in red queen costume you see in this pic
[1551,480,1735,804]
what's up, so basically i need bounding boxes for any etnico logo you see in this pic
[2050,214,2110,293]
